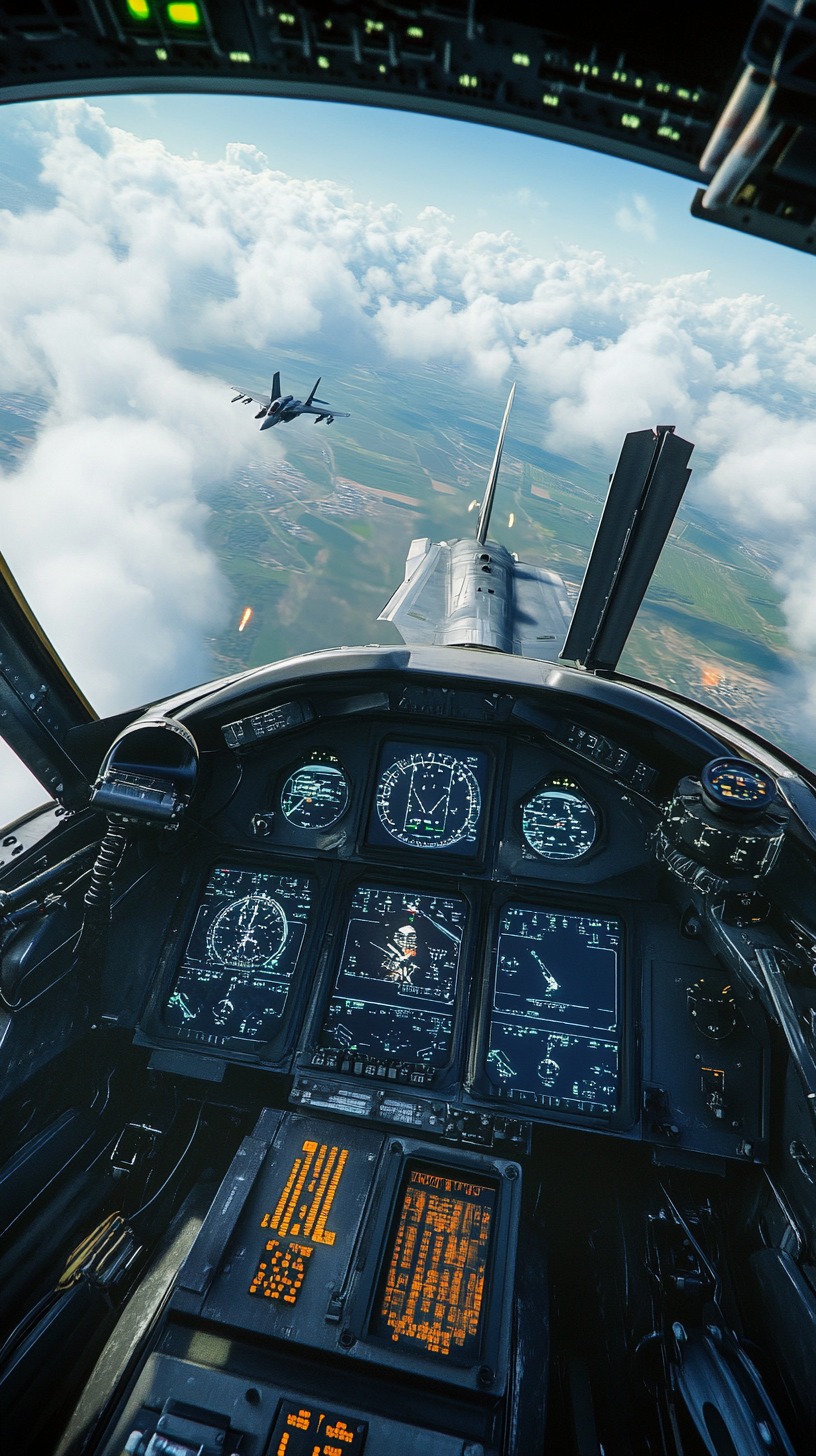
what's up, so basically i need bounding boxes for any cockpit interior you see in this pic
[1,640,815,1456]
[1,4,816,1456]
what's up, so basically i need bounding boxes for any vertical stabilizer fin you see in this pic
[476,383,516,545]
[271,371,281,401]
[306,377,321,405]
[561,425,693,671]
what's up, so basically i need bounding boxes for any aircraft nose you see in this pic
[259,415,275,430]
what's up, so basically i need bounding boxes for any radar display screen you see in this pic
[281,753,350,830]
[368,742,488,855]
[374,1161,497,1362]
[164,866,313,1045]
[319,886,466,1067]
[485,905,621,1115]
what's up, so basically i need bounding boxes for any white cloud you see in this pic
[0,97,815,801]
[615,192,658,243]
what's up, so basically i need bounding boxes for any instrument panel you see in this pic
[132,703,768,1162]
[140,715,649,1118]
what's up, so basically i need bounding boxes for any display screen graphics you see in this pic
[319,886,466,1066]
[267,1402,367,1456]
[280,756,349,830]
[164,866,313,1044]
[368,742,488,855]
[374,1162,497,1361]
[485,906,621,1115]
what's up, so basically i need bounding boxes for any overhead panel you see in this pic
[0,2,737,181]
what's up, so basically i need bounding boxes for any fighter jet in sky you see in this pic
[230,370,350,428]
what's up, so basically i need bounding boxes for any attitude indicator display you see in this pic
[319,885,466,1067]
[522,778,597,860]
[369,741,488,855]
[485,905,621,1115]
[375,1162,497,1362]
[281,753,350,830]
[164,866,312,1045]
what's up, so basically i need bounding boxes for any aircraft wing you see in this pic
[300,404,350,417]
[229,385,265,402]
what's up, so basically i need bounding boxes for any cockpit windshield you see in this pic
[1,92,815,819]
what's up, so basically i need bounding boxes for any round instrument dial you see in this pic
[701,757,776,814]
[376,751,482,850]
[281,762,349,829]
[522,786,597,861]
[207,893,288,968]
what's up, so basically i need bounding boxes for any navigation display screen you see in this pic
[368,742,488,856]
[319,886,466,1066]
[164,866,313,1044]
[485,905,621,1115]
[374,1162,497,1361]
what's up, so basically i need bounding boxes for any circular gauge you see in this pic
[538,1055,560,1088]
[700,757,776,815]
[281,761,349,830]
[376,751,482,849]
[522,785,597,861]
[207,893,288,968]
[212,994,234,1026]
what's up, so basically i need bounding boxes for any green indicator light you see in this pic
[229,50,250,62]
[317,54,329,68]
[542,93,559,107]
[155,46,167,58]
[512,52,530,67]
[167,1,199,23]
[126,0,150,17]
[406,26,422,38]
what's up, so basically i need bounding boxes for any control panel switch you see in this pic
[702,1067,726,1120]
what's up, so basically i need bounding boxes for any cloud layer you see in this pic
[1,99,815,812]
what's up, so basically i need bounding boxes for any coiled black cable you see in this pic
[84,821,128,909]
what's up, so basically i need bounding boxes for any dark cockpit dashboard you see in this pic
[90,642,804,1171]
[4,644,816,1456]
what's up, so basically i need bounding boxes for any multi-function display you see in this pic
[164,866,313,1044]
[319,886,466,1066]
[368,742,488,855]
[375,1162,497,1361]
[485,905,621,1115]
